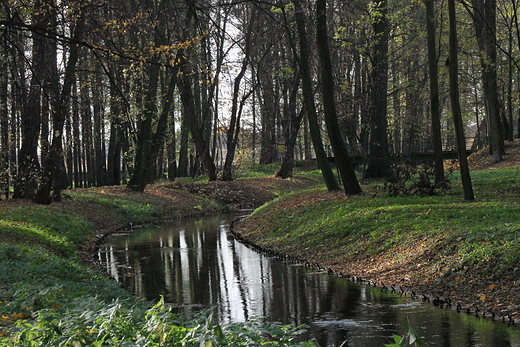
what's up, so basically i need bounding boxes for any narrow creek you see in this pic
[98,212,520,346]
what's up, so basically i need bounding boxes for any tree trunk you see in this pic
[0,41,8,199]
[167,104,177,182]
[127,54,161,191]
[293,0,339,191]
[177,111,190,177]
[425,0,446,185]
[221,7,255,181]
[258,68,278,165]
[107,65,123,186]
[448,0,474,201]
[79,65,94,187]
[316,0,362,195]
[178,62,217,181]
[468,0,504,161]
[34,14,85,204]
[275,67,302,179]
[365,0,390,178]
[13,1,47,199]
[93,68,106,186]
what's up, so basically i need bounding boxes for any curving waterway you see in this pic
[98,212,520,346]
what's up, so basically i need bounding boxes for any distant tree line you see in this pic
[0,0,518,203]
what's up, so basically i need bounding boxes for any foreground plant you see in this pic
[2,297,315,346]
[385,323,424,347]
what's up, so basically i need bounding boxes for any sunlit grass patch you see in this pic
[238,166,520,283]
[0,207,90,256]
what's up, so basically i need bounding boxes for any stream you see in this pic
[98,212,520,346]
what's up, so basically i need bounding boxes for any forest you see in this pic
[0,0,519,204]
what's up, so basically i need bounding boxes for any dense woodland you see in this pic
[0,0,519,203]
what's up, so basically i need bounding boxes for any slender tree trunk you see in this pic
[79,65,94,187]
[221,7,255,181]
[13,1,47,199]
[275,68,302,179]
[258,68,278,165]
[468,0,504,161]
[177,112,190,177]
[139,63,181,189]
[448,0,474,201]
[316,0,362,195]
[178,63,217,181]
[0,43,8,199]
[506,29,514,141]
[365,0,390,178]
[93,69,106,186]
[293,0,339,191]
[512,0,520,139]
[107,65,123,186]
[72,81,81,188]
[425,0,445,185]
[167,102,177,181]
[127,50,160,191]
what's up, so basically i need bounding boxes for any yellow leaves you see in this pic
[1,312,31,322]
[12,313,29,319]
[479,294,486,301]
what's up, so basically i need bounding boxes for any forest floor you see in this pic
[467,139,520,171]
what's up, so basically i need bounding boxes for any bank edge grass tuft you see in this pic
[0,183,316,346]
[238,167,520,289]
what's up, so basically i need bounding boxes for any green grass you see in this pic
[0,207,91,256]
[243,166,520,280]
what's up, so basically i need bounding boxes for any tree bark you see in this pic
[107,64,123,186]
[0,39,8,199]
[13,0,48,199]
[178,62,218,181]
[448,0,474,201]
[275,67,302,179]
[316,0,362,195]
[425,0,446,185]
[365,0,390,178]
[93,68,106,186]
[293,0,339,191]
[34,14,85,204]
[468,0,504,161]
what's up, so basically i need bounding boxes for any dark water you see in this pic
[99,212,520,346]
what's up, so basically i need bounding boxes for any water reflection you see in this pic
[99,213,520,346]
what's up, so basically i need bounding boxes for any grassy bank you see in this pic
[0,177,318,346]
[234,165,520,322]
